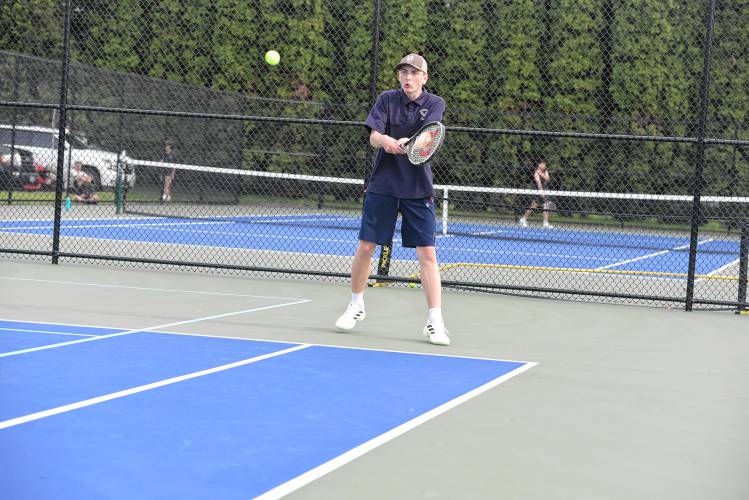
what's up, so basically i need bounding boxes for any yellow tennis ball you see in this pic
[264,50,280,66]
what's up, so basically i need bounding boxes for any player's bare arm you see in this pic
[370,129,406,154]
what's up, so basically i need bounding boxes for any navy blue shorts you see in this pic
[358,192,436,248]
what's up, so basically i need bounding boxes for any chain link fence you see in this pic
[0,0,747,311]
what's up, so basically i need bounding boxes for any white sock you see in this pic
[428,308,443,324]
[351,292,364,306]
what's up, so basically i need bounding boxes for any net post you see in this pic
[114,155,123,214]
[442,187,449,236]
[737,221,749,315]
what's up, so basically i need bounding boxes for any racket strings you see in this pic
[407,125,445,164]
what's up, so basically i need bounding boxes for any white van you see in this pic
[0,124,135,189]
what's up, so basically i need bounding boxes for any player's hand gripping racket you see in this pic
[400,121,446,165]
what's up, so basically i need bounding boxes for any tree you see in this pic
[482,0,545,195]
[0,0,64,59]
[78,0,144,73]
[544,0,604,197]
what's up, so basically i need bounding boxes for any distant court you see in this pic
[0,214,739,277]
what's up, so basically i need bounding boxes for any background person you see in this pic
[519,159,553,228]
[161,140,176,202]
[71,161,98,204]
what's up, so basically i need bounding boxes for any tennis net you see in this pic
[119,159,366,231]
[119,159,749,255]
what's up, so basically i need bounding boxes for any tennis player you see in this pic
[334,53,450,346]
[519,159,553,228]
[161,140,177,202]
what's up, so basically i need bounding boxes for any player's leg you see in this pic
[520,200,537,227]
[415,246,441,309]
[335,193,398,332]
[542,200,553,228]
[351,241,377,294]
[163,171,175,201]
[401,198,450,346]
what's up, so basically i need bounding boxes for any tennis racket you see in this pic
[400,121,446,165]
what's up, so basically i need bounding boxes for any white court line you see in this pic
[0,299,311,358]
[1,222,361,247]
[595,249,671,270]
[697,257,741,284]
[440,245,612,261]
[0,344,311,430]
[153,329,535,365]
[0,276,309,301]
[0,220,242,231]
[144,225,357,244]
[0,327,95,338]
[596,239,714,271]
[438,230,504,239]
[0,318,140,334]
[256,361,538,500]
[0,215,356,232]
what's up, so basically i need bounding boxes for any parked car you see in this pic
[0,124,135,190]
[0,144,48,190]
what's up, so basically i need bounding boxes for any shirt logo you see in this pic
[419,109,428,120]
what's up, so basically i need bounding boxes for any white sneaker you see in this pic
[423,321,450,346]
[335,302,366,331]
[518,218,528,227]
[543,222,554,228]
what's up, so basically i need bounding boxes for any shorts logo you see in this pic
[419,109,428,120]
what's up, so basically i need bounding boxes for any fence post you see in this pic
[737,222,749,315]
[685,0,716,311]
[51,0,73,264]
[7,56,21,206]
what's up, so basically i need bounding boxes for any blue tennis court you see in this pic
[0,319,533,500]
[0,214,740,277]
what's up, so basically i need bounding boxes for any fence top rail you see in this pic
[2,100,748,147]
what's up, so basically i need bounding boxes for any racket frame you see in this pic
[401,121,445,165]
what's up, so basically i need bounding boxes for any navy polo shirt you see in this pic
[365,89,446,199]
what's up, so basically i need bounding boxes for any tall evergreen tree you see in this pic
[0,0,64,59]
[610,0,680,193]
[428,0,490,188]
[705,0,749,197]
[544,0,604,195]
[80,0,144,73]
[209,0,259,93]
[482,0,544,192]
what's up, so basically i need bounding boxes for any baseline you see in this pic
[0,299,310,358]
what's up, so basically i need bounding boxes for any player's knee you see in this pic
[415,246,437,265]
[358,240,377,256]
